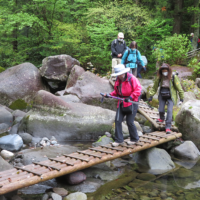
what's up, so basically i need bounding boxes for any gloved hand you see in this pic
[104,93,110,98]
[124,96,132,102]
[148,96,153,102]
[178,99,183,106]
[143,66,147,72]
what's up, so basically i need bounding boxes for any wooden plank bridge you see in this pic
[0,131,182,195]
[0,80,183,195]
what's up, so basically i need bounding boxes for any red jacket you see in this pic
[110,73,142,108]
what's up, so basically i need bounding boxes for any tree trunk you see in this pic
[12,29,18,52]
[173,0,183,34]
[192,0,199,50]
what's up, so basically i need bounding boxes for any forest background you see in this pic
[0,0,199,75]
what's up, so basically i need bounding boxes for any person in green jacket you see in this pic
[148,63,184,133]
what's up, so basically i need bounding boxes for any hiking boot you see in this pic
[156,119,164,123]
[112,142,122,147]
[166,129,171,134]
[126,140,138,145]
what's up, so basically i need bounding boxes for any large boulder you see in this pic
[138,79,154,97]
[66,65,85,89]
[65,71,116,110]
[175,99,200,148]
[0,62,47,109]
[133,147,175,175]
[58,95,81,103]
[183,91,196,103]
[174,141,200,160]
[40,55,80,91]
[18,90,115,141]
[0,108,13,127]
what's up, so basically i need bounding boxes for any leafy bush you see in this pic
[152,34,191,65]
[188,58,200,78]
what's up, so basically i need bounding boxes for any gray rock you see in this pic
[1,150,14,160]
[52,188,68,197]
[9,123,19,135]
[14,145,79,165]
[64,171,86,185]
[18,133,32,145]
[142,126,152,133]
[40,55,80,82]
[66,65,85,89]
[175,100,200,149]
[63,188,93,197]
[0,108,13,127]
[0,134,23,151]
[138,79,154,97]
[12,110,26,119]
[58,95,81,103]
[92,136,113,147]
[18,91,115,141]
[0,62,47,108]
[67,178,100,193]
[183,91,196,103]
[174,141,200,160]
[51,193,62,200]
[135,113,147,124]
[65,71,116,110]
[195,78,200,88]
[0,156,13,172]
[0,123,10,134]
[19,184,52,194]
[133,147,175,175]
[55,90,67,96]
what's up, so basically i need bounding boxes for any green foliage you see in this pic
[152,34,191,65]
[188,58,200,76]
[181,79,200,100]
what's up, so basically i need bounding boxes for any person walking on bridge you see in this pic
[148,63,184,134]
[104,64,142,147]
[121,41,145,77]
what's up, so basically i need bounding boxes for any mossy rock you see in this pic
[170,168,195,178]
[144,120,152,127]
[136,173,156,181]
[0,66,5,73]
[9,99,32,110]
[149,98,159,108]
[128,179,148,188]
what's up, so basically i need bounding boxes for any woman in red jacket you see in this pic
[105,64,142,147]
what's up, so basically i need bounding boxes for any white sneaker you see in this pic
[126,141,137,145]
[111,142,121,147]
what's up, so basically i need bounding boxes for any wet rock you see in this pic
[42,194,49,200]
[0,108,13,127]
[18,91,115,141]
[133,147,175,175]
[63,192,87,200]
[175,100,200,149]
[142,126,152,133]
[66,65,85,89]
[174,141,200,160]
[1,150,14,160]
[65,71,116,110]
[0,156,13,172]
[92,135,114,147]
[0,62,47,108]
[18,133,32,145]
[58,95,81,103]
[52,188,68,197]
[65,171,86,185]
[0,134,23,151]
[135,113,147,124]
[138,79,154,96]
[14,145,79,165]
[136,173,156,181]
[171,168,194,178]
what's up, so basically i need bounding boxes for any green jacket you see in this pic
[149,75,184,105]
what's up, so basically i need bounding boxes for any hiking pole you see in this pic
[100,93,139,105]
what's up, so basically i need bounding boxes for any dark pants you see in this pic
[115,104,139,143]
[130,68,137,77]
[137,64,143,78]
[158,89,174,129]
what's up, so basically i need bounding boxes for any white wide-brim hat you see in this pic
[111,64,130,76]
